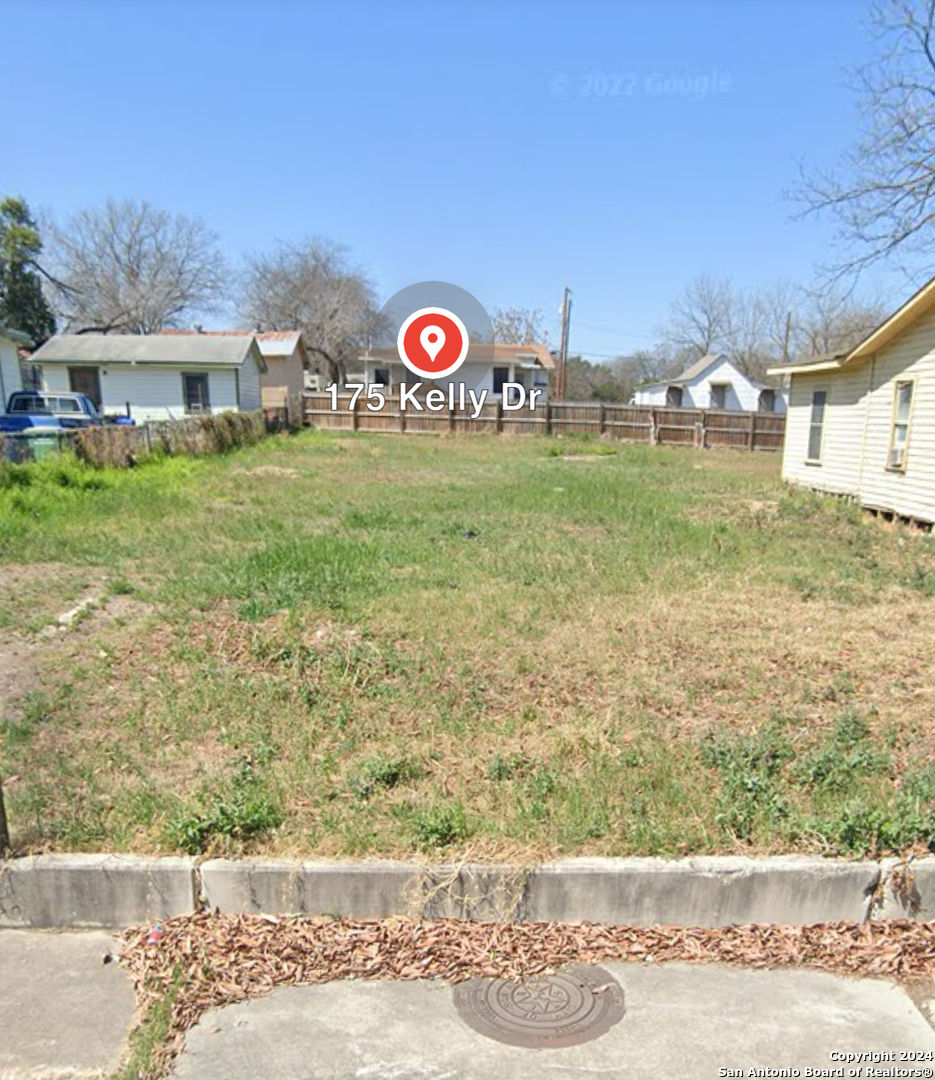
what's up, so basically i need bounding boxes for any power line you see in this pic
[574,320,658,341]
[575,349,657,359]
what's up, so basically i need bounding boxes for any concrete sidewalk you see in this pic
[3,930,934,1080]
[0,930,135,1080]
[172,963,935,1080]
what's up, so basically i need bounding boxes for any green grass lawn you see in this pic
[2,431,935,860]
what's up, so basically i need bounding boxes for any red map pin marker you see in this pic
[397,307,470,379]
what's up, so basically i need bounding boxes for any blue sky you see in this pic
[1,0,903,357]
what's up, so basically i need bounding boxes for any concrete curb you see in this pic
[0,854,196,928]
[1,854,931,929]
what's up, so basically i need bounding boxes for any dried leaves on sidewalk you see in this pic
[118,912,935,1077]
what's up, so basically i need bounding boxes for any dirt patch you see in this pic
[561,453,619,461]
[238,466,299,478]
[0,593,155,720]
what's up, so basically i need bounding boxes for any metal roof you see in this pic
[30,333,266,371]
[160,329,303,359]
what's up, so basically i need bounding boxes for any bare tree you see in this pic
[797,0,935,280]
[48,198,225,333]
[241,239,380,383]
[757,279,800,362]
[659,273,884,370]
[659,273,735,360]
[491,305,550,345]
[793,288,887,356]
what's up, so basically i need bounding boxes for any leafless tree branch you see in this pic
[239,238,381,384]
[46,198,226,334]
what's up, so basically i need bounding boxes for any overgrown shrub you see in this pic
[73,410,269,468]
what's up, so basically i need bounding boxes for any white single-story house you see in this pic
[0,324,33,405]
[354,343,553,401]
[162,329,307,421]
[632,354,786,413]
[769,275,935,525]
[27,333,266,421]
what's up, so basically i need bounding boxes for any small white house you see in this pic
[632,354,786,413]
[162,329,307,421]
[0,324,33,405]
[28,334,267,422]
[355,343,553,401]
[770,274,935,524]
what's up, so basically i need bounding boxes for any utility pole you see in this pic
[0,773,9,855]
[782,310,792,363]
[558,287,573,399]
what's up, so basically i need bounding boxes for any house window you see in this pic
[492,366,509,395]
[807,389,827,463]
[888,379,914,470]
[183,373,211,414]
[758,389,776,413]
[665,385,683,408]
[373,368,390,386]
[710,384,728,410]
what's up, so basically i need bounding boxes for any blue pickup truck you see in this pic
[0,391,105,433]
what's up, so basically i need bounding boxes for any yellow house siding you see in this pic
[781,362,869,497]
[857,308,935,521]
[782,306,935,522]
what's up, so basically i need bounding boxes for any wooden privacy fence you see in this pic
[304,393,785,452]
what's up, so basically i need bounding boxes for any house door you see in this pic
[68,366,102,410]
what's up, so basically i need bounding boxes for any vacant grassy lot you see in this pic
[2,432,935,860]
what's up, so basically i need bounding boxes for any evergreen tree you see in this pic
[0,196,55,345]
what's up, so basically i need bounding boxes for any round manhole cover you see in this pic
[452,964,625,1049]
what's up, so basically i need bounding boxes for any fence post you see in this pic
[399,403,406,433]
[650,408,658,445]
[0,772,10,855]
[352,397,359,432]
[545,400,552,436]
[749,411,756,451]
[449,407,455,434]
[496,399,503,434]
[598,403,605,436]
